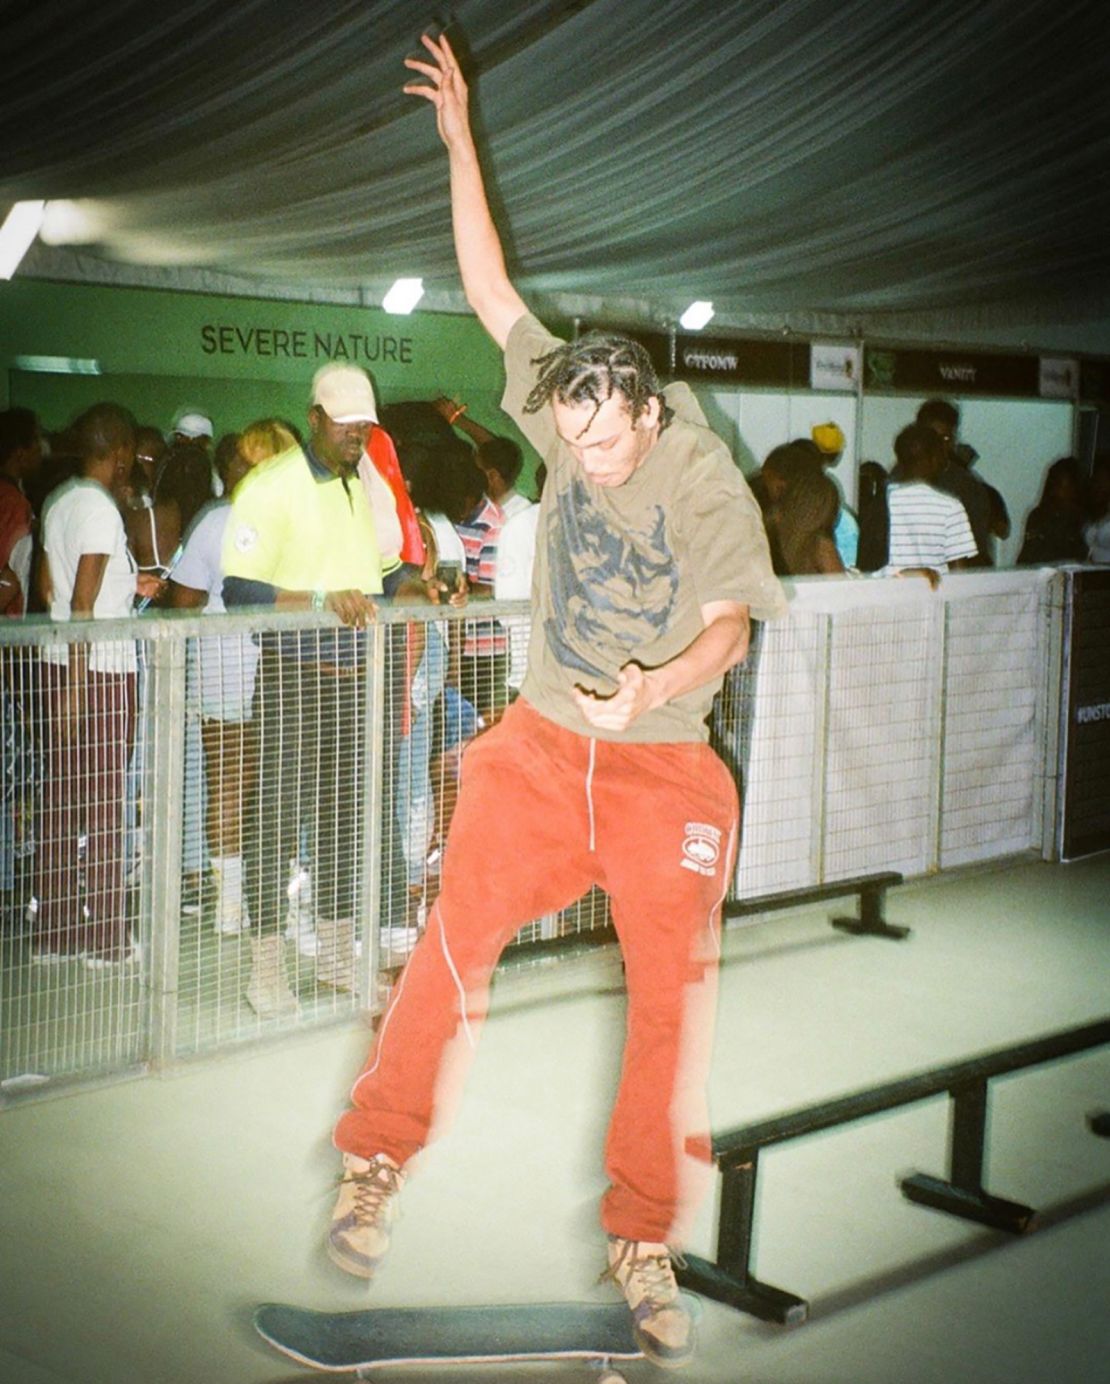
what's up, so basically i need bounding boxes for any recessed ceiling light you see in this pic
[0,201,46,279]
[382,278,425,315]
[679,300,715,331]
[14,355,102,375]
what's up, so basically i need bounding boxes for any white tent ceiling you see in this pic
[5,0,1110,352]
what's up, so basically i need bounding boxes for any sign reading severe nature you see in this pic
[200,323,415,365]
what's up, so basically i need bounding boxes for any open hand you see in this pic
[403,30,471,148]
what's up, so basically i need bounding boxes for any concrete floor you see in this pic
[0,854,1107,1384]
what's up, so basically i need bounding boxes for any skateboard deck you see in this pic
[253,1300,643,1374]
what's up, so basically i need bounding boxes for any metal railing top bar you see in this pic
[710,1015,1110,1166]
[0,568,1069,650]
[0,599,522,648]
[779,565,1059,613]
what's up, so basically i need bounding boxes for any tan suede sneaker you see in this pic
[327,1153,405,1278]
[602,1236,695,1368]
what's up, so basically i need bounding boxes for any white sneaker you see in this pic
[285,913,318,958]
[211,856,249,936]
[382,925,420,956]
[284,863,315,951]
[84,936,143,971]
[602,1237,695,1368]
[327,1153,405,1278]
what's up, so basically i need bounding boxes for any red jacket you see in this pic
[365,425,425,568]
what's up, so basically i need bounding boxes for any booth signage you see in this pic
[1039,357,1078,399]
[810,342,860,392]
[199,322,415,365]
[674,335,809,387]
[865,347,1040,396]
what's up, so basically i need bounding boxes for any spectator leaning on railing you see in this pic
[222,365,408,1017]
[168,419,298,939]
[875,422,978,577]
[33,403,163,967]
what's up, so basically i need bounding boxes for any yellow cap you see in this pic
[812,422,845,455]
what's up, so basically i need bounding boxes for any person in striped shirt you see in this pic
[884,423,977,574]
[451,453,508,720]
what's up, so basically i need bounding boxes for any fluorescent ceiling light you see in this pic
[14,355,101,375]
[382,277,424,315]
[0,200,46,279]
[40,199,101,246]
[679,300,715,331]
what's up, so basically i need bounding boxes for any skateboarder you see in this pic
[328,29,786,1368]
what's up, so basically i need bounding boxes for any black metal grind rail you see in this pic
[499,871,908,970]
[724,870,908,940]
[677,1017,1110,1325]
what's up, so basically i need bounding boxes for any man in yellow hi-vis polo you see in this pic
[223,363,384,1017]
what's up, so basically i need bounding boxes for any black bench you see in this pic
[677,1016,1110,1324]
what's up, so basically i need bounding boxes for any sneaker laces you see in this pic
[600,1240,686,1311]
[338,1158,403,1227]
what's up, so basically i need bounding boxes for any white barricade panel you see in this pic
[731,612,825,898]
[940,588,1046,867]
[823,601,938,882]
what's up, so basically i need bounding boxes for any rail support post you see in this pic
[830,878,910,940]
[900,1078,1036,1232]
[676,1149,809,1325]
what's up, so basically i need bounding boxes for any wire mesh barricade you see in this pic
[0,570,1064,1099]
[1,625,146,1092]
[724,569,1060,901]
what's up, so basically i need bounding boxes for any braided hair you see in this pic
[523,333,673,437]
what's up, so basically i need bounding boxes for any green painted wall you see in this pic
[0,278,541,481]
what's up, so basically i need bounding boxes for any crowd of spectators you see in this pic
[755,398,1110,581]
[0,373,544,1016]
[2,380,1108,1009]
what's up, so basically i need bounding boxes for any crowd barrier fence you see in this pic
[0,568,1064,1101]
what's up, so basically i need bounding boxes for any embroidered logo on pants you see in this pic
[681,821,721,876]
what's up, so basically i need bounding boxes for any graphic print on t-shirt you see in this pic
[545,473,679,682]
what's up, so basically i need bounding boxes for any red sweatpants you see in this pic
[334,698,739,1244]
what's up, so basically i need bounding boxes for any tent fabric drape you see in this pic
[3,0,1109,348]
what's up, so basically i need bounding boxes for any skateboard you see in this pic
[253,1300,644,1380]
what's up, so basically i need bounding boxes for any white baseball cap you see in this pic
[172,409,213,439]
[311,363,378,424]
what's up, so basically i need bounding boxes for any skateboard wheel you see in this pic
[598,1372,626,1384]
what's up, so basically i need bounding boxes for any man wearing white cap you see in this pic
[222,363,384,1016]
[170,409,214,450]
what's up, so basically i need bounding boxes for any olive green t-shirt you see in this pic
[502,314,786,743]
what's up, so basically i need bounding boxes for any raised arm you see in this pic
[404,31,527,349]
